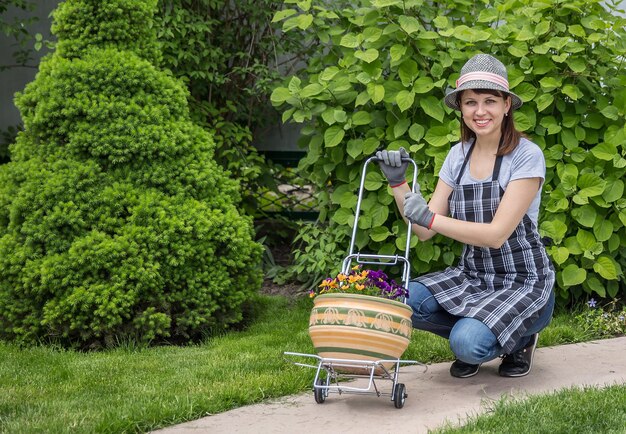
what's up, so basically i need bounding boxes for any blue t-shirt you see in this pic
[439,137,546,225]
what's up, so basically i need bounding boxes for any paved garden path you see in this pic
[156,336,626,434]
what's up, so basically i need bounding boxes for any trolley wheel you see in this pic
[393,383,407,409]
[314,377,327,404]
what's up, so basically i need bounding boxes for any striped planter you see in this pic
[309,293,413,372]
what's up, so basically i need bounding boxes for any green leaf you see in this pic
[331,185,357,207]
[367,83,385,103]
[296,0,311,11]
[539,77,561,91]
[513,83,537,102]
[566,57,587,73]
[396,90,415,112]
[270,87,291,104]
[508,42,529,57]
[283,14,313,31]
[370,226,392,242]
[413,76,434,94]
[453,25,491,42]
[535,93,554,111]
[300,83,324,98]
[355,48,379,63]
[398,15,421,34]
[390,44,407,63]
[321,108,336,125]
[398,59,418,86]
[319,67,340,81]
[577,173,606,198]
[593,255,618,280]
[347,139,364,159]
[288,76,302,93]
[433,16,449,28]
[352,111,372,126]
[394,118,411,138]
[364,171,384,191]
[560,129,578,150]
[424,126,451,147]
[416,242,434,262]
[331,208,354,226]
[540,116,561,135]
[340,33,360,48]
[371,0,403,6]
[539,219,568,244]
[571,205,596,227]
[355,90,370,107]
[477,8,499,23]
[600,105,619,120]
[371,205,389,227]
[324,126,345,148]
[513,111,533,131]
[363,138,380,154]
[576,229,597,251]
[557,163,578,191]
[584,276,606,297]
[549,246,570,265]
[333,109,347,123]
[536,21,551,35]
[602,179,623,203]
[561,264,587,286]
[272,9,297,23]
[420,96,445,122]
[562,84,583,100]
[593,219,613,242]
[408,123,425,142]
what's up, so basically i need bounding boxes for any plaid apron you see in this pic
[416,143,555,353]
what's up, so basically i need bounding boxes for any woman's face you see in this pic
[460,90,511,141]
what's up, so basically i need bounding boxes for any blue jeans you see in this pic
[407,281,555,365]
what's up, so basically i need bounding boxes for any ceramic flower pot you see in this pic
[308,293,413,372]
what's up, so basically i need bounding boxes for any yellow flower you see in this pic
[348,274,361,283]
[355,283,365,290]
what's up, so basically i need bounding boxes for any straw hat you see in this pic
[444,54,522,111]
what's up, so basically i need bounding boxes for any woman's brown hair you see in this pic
[456,89,523,156]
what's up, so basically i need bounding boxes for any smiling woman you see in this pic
[378,54,555,380]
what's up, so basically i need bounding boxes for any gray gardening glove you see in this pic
[376,147,410,186]
[403,192,435,229]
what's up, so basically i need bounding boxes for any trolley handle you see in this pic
[342,155,419,290]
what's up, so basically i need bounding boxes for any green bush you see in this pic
[154,0,314,215]
[0,0,262,347]
[271,0,626,302]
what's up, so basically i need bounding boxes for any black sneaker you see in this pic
[498,333,539,377]
[450,359,481,378]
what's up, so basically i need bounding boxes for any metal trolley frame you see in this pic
[284,155,427,409]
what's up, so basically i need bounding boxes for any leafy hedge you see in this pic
[0,0,262,347]
[271,0,626,302]
[153,0,315,215]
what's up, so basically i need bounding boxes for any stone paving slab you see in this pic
[155,337,626,434]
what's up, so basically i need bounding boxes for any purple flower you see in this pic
[587,298,597,308]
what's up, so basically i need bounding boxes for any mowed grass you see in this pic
[1,296,316,433]
[0,296,615,433]
[436,384,626,433]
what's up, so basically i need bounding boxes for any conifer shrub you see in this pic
[0,0,262,347]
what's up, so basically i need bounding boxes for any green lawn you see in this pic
[436,384,626,433]
[0,295,618,433]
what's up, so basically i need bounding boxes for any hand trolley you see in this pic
[285,155,427,408]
